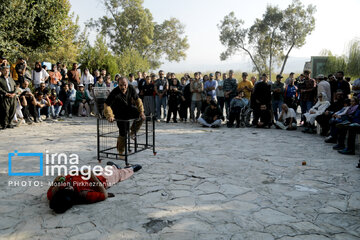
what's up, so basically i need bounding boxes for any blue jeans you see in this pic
[272,100,283,121]
[50,105,62,117]
[155,95,167,119]
[300,101,314,121]
[225,96,234,119]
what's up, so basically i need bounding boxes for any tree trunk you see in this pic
[243,48,261,76]
[280,43,295,75]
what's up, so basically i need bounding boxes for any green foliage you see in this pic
[87,0,189,69]
[78,35,119,77]
[117,48,150,76]
[0,0,72,62]
[218,0,316,78]
[320,39,360,77]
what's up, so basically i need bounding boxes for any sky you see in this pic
[69,0,360,73]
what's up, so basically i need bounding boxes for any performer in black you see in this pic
[103,77,145,157]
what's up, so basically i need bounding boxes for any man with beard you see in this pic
[104,77,145,158]
[32,62,49,89]
[0,66,16,129]
[252,73,272,127]
[335,71,350,99]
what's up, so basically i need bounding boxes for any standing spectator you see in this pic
[252,73,271,126]
[60,64,68,84]
[285,72,295,86]
[94,76,106,116]
[49,89,63,119]
[223,70,238,119]
[154,70,168,121]
[135,71,142,83]
[198,100,224,128]
[299,70,316,124]
[142,76,155,117]
[316,74,331,102]
[100,69,107,79]
[335,71,350,98]
[284,78,298,110]
[105,74,114,88]
[215,71,225,115]
[59,84,75,118]
[67,63,80,90]
[49,64,62,95]
[80,68,94,90]
[128,74,139,94]
[10,58,21,81]
[190,72,203,122]
[250,76,257,86]
[237,72,253,101]
[93,70,100,84]
[76,84,91,117]
[180,77,191,122]
[0,66,16,129]
[15,57,27,85]
[275,104,297,130]
[32,62,49,89]
[204,73,218,101]
[167,78,182,123]
[271,74,285,121]
[86,84,96,116]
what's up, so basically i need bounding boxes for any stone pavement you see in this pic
[0,117,359,240]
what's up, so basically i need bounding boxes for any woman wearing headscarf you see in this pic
[302,92,331,134]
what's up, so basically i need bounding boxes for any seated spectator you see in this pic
[59,83,76,118]
[86,84,96,116]
[104,74,114,88]
[332,109,360,155]
[94,76,106,116]
[227,91,249,128]
[201,95,212,114]
[315,90,345,136]
[275,104,297,130]
[35,92,50,121]
[325,96,359,143]
[76,84,90,117]
[256,104,272,128]
[167,78,182,123]
[302,92,330,134]
[198,100,224,128]
[20,80,37,123]
[49,89,63,119]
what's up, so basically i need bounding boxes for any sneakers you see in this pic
[68,114,72,118]
[338,148,355,155]
[325,137,337,143]
[333,144,345,150]
[125,164,142,172]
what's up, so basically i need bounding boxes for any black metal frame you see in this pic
[97,116,156,165]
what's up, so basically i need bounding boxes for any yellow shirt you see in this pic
[237,80,253,100]
[10,63,18,81]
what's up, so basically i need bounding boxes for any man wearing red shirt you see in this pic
[47,162,141,213]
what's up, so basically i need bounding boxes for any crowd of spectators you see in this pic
[0,56,359,165]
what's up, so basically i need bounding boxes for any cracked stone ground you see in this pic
[0,117,359,240]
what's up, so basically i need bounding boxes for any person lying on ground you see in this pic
[47,162,141,213]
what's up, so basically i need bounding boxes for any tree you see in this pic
[87,0,189,69]
[218,0,316,77]
[0,0,73,61]
[346,39,360,76]
[279,0,316,74]
[78,35,120,77]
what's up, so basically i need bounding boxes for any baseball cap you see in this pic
[276,74,283,79]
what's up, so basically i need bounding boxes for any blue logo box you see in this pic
[8,150,43,176]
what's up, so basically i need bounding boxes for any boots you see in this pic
[117,136,125,154]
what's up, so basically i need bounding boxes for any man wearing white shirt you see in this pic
[275,103,297,130]
[316,74,331,102]
[0,66,16,129]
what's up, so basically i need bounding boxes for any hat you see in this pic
[209,73,214,77]
[316,74,325,79]
[78,84,84,87]
[276,74,283,79]
[262,73,267,77]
